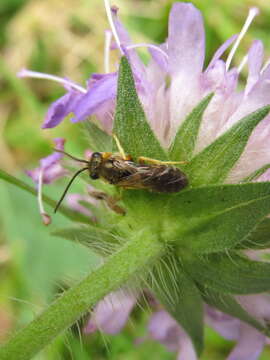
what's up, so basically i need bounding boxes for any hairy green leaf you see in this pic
[185,105,270,186]
[169,93,214,161]
[237,218,270,250]
[0,169,89,224]
[84,121,112,152]
[150,257,204,355]
[201,288,268,334]
[52,226,121,255]
[113,56,167,160]
[165,182,270,253]
[184,251,270,294]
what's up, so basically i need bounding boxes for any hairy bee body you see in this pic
[89,153,188,193]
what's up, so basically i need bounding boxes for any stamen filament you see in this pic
[226,7,259,71]
[103,0,124,55]
[126,44,169,59]
[104,30,113,73]
[17,69,87,94]
[237,55,248,73]
[261,58,270,74]
[38,169,51,225]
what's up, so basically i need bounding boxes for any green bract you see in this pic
[1,56,270,359]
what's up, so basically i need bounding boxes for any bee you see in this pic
[54,135,188,213]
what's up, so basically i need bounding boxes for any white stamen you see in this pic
[226,7,259,71]
[103,0,124,55]
[104,30,113,73]
[126,44,169,60]
[38,169,51,226]
[237,55,248,73]
[17,69,87,94]
[261,58,270,74]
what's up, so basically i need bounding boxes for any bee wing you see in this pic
[116,167,155,190]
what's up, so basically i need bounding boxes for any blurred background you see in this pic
[0,0,270,358]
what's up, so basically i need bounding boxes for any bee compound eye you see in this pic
[90,172,99,180]
[91,152,102,160]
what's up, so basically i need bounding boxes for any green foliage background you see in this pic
[1,0,270,358]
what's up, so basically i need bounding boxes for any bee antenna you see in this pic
[53,148,89,164]
[54,167,89,213]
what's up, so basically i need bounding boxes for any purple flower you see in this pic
[18,4,270,186]
[23,2,263,189]
[26,138,67,184]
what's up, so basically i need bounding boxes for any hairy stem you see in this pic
[0,233,163,360]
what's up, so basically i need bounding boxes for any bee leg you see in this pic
[88,190,126,215]
[112,133,132,161]
[138,156,188,165]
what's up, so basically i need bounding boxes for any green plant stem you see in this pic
[0,234,163,360]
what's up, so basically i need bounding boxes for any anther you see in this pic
[103,0,124,55]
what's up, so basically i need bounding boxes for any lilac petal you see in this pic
[65,194,97,218]
[224,72,270,182]
[227,324,266,360]
[94,98,115,133]
[203,60,226,90]
[205,306,240,341]
[146,83,170,147]
[148,311,197,359]
[220,63,270,135]
[168,3,205,135]
[177,336,197,360]
[84,291,137,335]
[206,299,268,360]
[26,161,66,184]
[42,164,67,184]
[236,294,270,323]
[40,138,65,168]
[196,65,241,152]
[148,44,169,73]
[245,40,264,95]
[168,3,205,76]
[207,34,238,70]
[148,310,183,352]
[42,91,82,128]
[26,138,67,184]
[258,168,270,181]
[111,7,146,80]
[72,73,117,123]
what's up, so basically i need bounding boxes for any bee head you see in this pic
[89,152,103,179]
